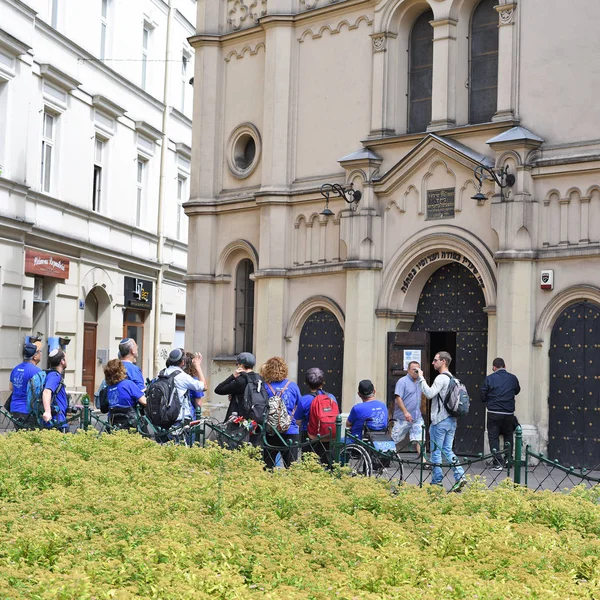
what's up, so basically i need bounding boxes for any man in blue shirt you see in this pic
[346,380,388,439]
[42,348,68,431]
[392,361,426,457]
[119,338,145,393]
[9,342,41,427]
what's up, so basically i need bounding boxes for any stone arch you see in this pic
[533,285,600,346]
[378,227,497,313]
[497,150,522,168]
[514,226,532,251]
[80,267,114,303]
[215,239,258,276]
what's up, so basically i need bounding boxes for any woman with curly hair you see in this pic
[104,358,146,428]
[260,356,301,469]
[183,351,204,417]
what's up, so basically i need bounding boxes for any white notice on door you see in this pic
[403,349,422,370]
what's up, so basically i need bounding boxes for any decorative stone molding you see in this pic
[495,3,517,26]
[227,0,249,31]
[249,0,267,22]
[224,42,266,62]
[371,32,387,52]
[299,0,348,11]
[92,95,126,119]
[298,15,373,42]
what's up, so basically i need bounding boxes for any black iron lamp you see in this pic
[471,164,515,205]
[320,183,362,216]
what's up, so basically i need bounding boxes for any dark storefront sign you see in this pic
[25,249,70,279]
[426,188,455,220]
[124,276,153,310]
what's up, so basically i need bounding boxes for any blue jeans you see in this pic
[430,417,464,485]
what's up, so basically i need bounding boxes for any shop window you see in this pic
[407,9,434,134]
[469,0,499,124]
[123,309,145,369]
[234,259,254,354]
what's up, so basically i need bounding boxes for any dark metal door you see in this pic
[297,310,345,410]
[411,262,488,455]
[549,301,600,468]
[387,332,430,420]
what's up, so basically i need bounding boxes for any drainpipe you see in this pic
[153,0,173,377]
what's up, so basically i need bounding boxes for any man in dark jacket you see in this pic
[480,357,521,470]
[214,352,256,420]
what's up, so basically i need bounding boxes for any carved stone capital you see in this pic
[370,32,395,53]
[495,3,517,26]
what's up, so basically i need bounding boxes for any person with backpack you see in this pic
[8,342,41,428]
[162,349,206,425]
[480,357,521,470]
[103,358,146,428]
[417,351,465,492]
[183,351,205,416]
[260,357,301,469]
[213,352,257,421]
[294,368,338,465]
[41,348,69,431]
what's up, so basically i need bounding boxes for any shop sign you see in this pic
[25,249,70,279]
[124,276,153,310]
[401,250,485,293]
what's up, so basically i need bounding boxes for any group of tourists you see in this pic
[7,337,520,486]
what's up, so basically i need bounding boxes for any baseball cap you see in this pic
[168,348,184,363]
[236,352,256,368]
[358,379,374,396]
[23,343,38,359]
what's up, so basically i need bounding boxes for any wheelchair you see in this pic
[341,423,404,482]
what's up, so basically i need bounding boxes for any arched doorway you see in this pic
[548,301,600,468]
[82,287,110,398]
[411,262,488,454]
[297,310,345,410]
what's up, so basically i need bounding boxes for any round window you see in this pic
[227,123,261,178]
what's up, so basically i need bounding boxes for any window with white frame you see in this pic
[136,158,146,227]
[92,138,104,212]
[141,26,150,90]
[176,175,187,240]
[0,82,7,177]
[40,112,56,194]
[100,0,109,60]
[180,53,189,112]
[50,0,59,28]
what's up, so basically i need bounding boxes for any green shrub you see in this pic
[0,432,598,599]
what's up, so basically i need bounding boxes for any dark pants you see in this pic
[312,440,333,469]
[263,433,299,469]
[487,413,514,466]
[10,411,36,430]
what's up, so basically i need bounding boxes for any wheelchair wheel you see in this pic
[372,451,404,482]
[341,444,373,477]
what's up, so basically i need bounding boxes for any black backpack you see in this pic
[145,369,181,429]
[242,372,269,422]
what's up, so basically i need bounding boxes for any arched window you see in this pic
[469,0,499,124]
[408,9,433,134]
[234,259,255,354]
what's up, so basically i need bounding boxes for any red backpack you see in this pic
[308,393,339,440]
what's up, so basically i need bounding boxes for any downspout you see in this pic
[153,0,173,376]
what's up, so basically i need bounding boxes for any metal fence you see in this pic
[2,401,598,494]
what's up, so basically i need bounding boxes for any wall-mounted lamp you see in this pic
[471,164,515,205]
[320,183,362,216]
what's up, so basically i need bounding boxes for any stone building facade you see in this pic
[187,0,600,466]
[0,0,195,399]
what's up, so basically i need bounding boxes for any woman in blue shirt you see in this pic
[260,356,301,469]
[104,359,146,429]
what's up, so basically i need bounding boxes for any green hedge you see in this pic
[0,432,598,599]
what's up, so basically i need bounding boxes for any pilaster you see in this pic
[493,2,518,122]
[369,32,397,137]
[428,18,457,132]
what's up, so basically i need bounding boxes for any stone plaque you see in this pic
[427,188,455,220]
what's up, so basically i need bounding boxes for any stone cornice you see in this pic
[92,95,126,119]
[0,28,32,57]
[39,64,81,91]
[135,121,163,142]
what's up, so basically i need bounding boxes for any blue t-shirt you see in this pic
[294,391,337,433]
[347,400,388,438]
[265,379,301,435]
[44,370,68,425]
[188,388,204,418]
[123,361,145,393]
[9,361,40,413]
[107,379,144,410]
